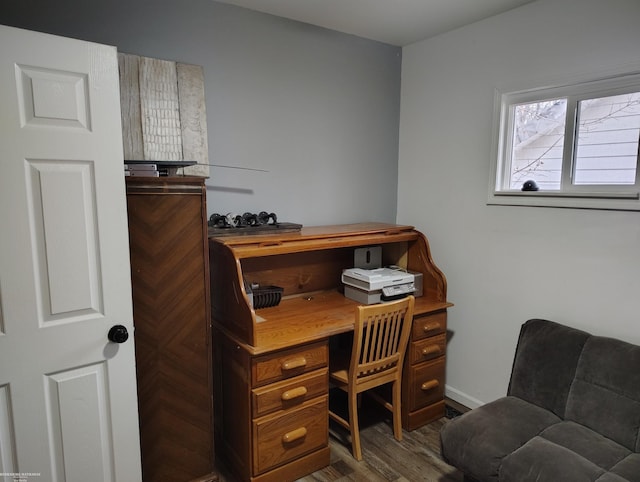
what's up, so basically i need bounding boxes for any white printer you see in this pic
[342,267,418,305]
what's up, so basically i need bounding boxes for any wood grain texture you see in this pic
[177,62,210,177]
[252,369,328,418]
[118,53,144,160]
[403,311,447,430]
[126,177,214,482]
[253,396,328,475]
[139,57,183,161]
[252,342,328,386]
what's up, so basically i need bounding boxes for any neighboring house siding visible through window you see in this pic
[574,93,640,186]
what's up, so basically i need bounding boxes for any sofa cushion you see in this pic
[440,396,561,481]
[499,436,606,482]
[540,421,630,471]
[508,319,591,418]
[595,474,632,482]
[565,335,640,451]
[609,454,640,482]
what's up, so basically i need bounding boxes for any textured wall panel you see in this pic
[118,53,144,160]
[177,62,209,177]
[118,53,210,177]
[139,57,183,161]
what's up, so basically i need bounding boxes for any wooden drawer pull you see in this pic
[422,345,442,357]
[281,357,307,371]
[282,427,307,443]
[281,386,308,401]
[423,322,441,333]
[421,379,440,391]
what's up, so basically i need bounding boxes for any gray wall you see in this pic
[8,0,638,412]
[398,0,640,408]
[1,0,401,226]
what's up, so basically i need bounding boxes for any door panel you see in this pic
[27,160,101,320]
[0,25,142,482]
[16,64,90,129]
[45,363,112,481]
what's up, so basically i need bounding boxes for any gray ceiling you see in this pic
[214,0,537,46]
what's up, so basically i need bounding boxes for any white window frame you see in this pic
[488,71,640,211]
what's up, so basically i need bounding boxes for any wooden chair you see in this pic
[329,295,415,461]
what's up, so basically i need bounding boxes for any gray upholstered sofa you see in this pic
[440,319,640,482]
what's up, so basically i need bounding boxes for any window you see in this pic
[489,72,640,210]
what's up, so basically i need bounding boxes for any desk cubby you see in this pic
[210,223,451,481]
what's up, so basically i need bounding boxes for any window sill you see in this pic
[488,190,640,211]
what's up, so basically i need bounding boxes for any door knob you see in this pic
[108,325,129,344]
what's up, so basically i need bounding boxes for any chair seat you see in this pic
[330,350,351,384]
[330,369,349,384]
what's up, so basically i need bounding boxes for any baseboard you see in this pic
[445,385,484,410]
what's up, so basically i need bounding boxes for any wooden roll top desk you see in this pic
[209,223,452,482]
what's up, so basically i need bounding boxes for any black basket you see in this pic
[252,285,283,309]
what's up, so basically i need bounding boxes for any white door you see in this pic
[0,26,142,482]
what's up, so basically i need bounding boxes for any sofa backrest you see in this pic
[565,335,640,452]
[507,319,590,419]
[508,319,640,453]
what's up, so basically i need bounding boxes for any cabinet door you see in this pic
[127,178,213,481]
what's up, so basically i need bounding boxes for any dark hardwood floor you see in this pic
[301,416,463,481]
[215,396,464,482]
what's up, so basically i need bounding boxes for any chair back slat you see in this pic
[351,296,415,384]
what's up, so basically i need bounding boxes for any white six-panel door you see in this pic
[0,25,142,482]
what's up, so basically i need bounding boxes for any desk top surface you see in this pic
[230,289,451,355]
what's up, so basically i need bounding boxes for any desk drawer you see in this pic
[252,369,328,418]
[253,341,328,387]
[412,311,447,341]
[253,396,328,475]
[407,358,445,411]
[409,333,446,365]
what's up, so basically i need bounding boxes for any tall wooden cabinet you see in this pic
[209,223,452,481]
[126,177,215,482]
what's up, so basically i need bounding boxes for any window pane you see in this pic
[573,92,640,185]
[509,99,566,190]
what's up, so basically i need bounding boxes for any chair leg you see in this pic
[348,389,363,461]
[392,380,403,441]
